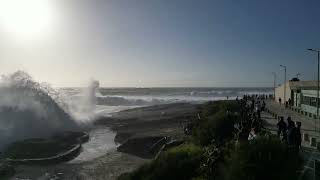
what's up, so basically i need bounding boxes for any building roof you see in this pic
[289,81,319,90]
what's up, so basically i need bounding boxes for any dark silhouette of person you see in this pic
[251,99,255,112]
[277,116,287,138]
[288,98,292,107]
[287,117,296,147]
[287,117,294,128]
[279,97,282,104]
[262,100,266,111]
[295,122,302,150]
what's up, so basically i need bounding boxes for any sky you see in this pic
[0,0,319,87]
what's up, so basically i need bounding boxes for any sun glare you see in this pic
[0,0,55,40]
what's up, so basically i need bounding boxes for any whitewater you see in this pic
[62,86,273,116]
[0,71,272,151]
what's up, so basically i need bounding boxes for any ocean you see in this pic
[0,72,273,152]
[60,87,273,117]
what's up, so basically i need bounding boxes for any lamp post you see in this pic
[307,49,320,118]
[280,65,287,105]
[272,72,276,99]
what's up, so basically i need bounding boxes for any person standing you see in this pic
[295,122,302,150]
[287,117,294,127]
[288,98,292,107]
[277,116,287,141]
[279,97,282,105]
[262,100,266,111]
[251,99,255,112]
[287,117,296,148]
[255,101,261,121]
[248,128,257,141]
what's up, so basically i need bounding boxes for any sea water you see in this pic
[61,87,273,117]
[0,71,272,161]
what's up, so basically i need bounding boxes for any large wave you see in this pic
[63,79,100,122]
[0,71,83,149]
[91,88,273,106]
[96,96,166,106]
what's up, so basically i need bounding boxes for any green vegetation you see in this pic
[118,144,203,180]
[118,100,303,180]
[223,136,302,180]
[193,101,240,146]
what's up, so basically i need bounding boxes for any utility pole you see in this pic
[307,49,320,117]
[307,49,320,134]
[280,65,287,105]
[272,72,276,99]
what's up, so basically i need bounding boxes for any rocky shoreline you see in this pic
[3,132,89,164]
[9,103,200,180]
[96,103,199,158]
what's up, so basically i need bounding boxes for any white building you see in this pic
[275,80,320,116]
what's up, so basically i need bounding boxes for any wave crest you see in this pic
[0,71,79,149]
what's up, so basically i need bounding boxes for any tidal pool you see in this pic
[69,127,117,163]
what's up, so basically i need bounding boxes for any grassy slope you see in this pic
[118,100,303,180]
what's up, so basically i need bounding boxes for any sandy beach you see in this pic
[10,103,199,180]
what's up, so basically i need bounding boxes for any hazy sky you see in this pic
[0,0,319,87]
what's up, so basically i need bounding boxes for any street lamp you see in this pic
[307,48,320,118]
[280,65,287,105]
[272,72,276,99]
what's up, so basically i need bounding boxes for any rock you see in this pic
[117,136,166,159]
[0,161,15,178]
[114,133,134,144]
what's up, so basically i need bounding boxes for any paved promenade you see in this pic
[262,100,320,180]
[261,100,320,180]
[264,100,318,138]
[260,111,313,147]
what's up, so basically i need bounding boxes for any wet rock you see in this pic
[0,161,15,178]
[117,136,167,159]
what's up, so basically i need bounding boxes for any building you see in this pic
[275,80,320,116]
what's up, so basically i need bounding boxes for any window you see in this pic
[302,96,320,107]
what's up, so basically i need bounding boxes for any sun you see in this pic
[0,0,55,40]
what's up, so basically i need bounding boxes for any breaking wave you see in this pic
[90,87,273,106]
[0,71,84,149]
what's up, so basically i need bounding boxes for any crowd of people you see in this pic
[278,97,294,108]
[277,116,302,151]
[185,94,302,151]
[236,94,302,151]
[235,94,268,141]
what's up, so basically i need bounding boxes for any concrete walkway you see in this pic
[265,100,318,138]
[261,103,320,180]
